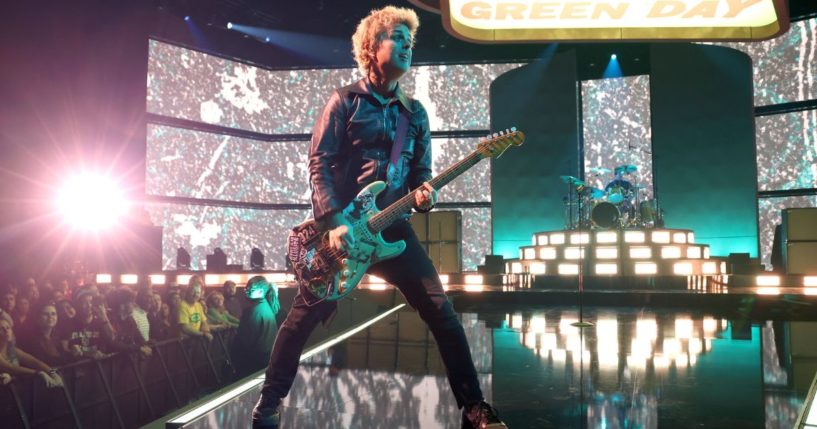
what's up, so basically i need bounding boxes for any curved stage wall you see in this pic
[490,44,757,259]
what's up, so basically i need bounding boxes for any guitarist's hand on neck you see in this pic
[327,212,356,251]
[414,182,437,211]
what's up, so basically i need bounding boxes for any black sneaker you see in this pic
[252,395,280,427]
[462,400,508,429]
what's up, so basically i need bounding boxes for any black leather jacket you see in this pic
[308,78,432,223]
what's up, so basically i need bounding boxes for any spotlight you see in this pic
[57,173,128,230]
[265,37,270,43]
[227,22,233,29]
[184,16,191,21]
[611,54,617,60]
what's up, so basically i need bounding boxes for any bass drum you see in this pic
[591,201,620,229]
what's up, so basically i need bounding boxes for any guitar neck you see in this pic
[368,150,484,233]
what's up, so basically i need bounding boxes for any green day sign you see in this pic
[427,0,788,42]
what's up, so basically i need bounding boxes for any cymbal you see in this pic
[588,167,612,174]
[614,164,638,175]
[559,175,584,186]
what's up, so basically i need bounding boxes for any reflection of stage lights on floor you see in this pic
[755,275,780,286]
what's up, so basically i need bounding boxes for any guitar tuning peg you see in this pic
[510,126,517,132]
[499,130,505,135]
[492,133,498,138]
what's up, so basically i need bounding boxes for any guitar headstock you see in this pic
[476,127,525,159]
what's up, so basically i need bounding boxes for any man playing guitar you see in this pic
[252,5,507,429]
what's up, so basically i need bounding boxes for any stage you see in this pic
[146,279,817,429]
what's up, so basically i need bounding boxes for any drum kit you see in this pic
[561,164,663,230]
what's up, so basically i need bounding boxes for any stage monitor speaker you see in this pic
[783,208,817,241]
[206,248,228,271]
[727,253,752,274]
[785,242,817,274]
[483,255,505,274]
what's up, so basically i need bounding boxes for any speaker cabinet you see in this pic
[783,208,817,241]
[785,242,817,274]
[410,210,462,273]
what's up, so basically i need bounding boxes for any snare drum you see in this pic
[591,201,620,229]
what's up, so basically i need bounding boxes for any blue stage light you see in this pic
[265,37,270,42]
[611,54,617,60]
[227,22,233,30]
[184,16,190,22]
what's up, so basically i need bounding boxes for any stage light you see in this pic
[538,247,557,260]
[673,232,687,243]
[204,274,220,285]
[523,248,535,260]
[652,230,671,243]
[564,247,585,260]
[265,37,270,42]
[530,262,546,274]
[624,231,645,243]
[630,247,652,259]
[56,173,128,230]
[569,232,589,245]
[368,275,386,284]
[661,246,682,259]
[250,248,265,270]
[756,275,780,286]
[673,262,693,275]
[266,273,289,283]
[611,54,617,60]
[511,262,523,274]
[596,247,618,259]
[596,231,618,243]
[702,262,717,274]
[121,274,138,285]
[227,22,233,29]
[805,276,817,287]
[184,16,191,21]
[558,264,579,275]
[634,262,657,275]
[368,283,387,291]
[704,247,711,259]
[439,274,449,284]
[687,246,702,259]
[536,234,549,245]
[465,274,484,284]
[550,233,565,245]
[149,274,166,285]
[177,274,192,285]
[687,232,695,243]
[595,263,618,275]
[96,274,112,284]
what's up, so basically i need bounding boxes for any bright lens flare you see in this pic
[57,174,128,229]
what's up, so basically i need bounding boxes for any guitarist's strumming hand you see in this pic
[414,182,438,211]
[327,212,356,251]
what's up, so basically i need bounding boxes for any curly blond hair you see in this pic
[352,6,419,77]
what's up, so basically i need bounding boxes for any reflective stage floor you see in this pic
[160,281,817,429]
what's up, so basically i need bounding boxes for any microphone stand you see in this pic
[572,182,593,329]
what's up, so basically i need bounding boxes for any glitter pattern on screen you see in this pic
[146,124,311,203]
[147,40,521,133]
[712,18,817,107]
[581,75,654,202]
[146,203,311,270]
[755,111,817,192]
[757,196,817,270]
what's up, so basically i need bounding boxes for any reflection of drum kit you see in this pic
[561,164,663,230]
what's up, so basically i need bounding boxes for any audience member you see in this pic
[13,296,31,327]
[60,286,118,359]
[178,276,212,342]
[230,276,279,378]
[1,289,15,325]
[21,278,41,307]
[206,291,239,329]
[0,319,63,388]
[17,302,73,366]
[111,289,152,358]
[56,299,76,324]
[222,280,243,319]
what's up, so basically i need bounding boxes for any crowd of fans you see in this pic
[0,274,281,391]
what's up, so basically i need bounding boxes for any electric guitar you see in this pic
[287,128,525,301]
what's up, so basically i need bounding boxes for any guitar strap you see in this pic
[386,108,411,191]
